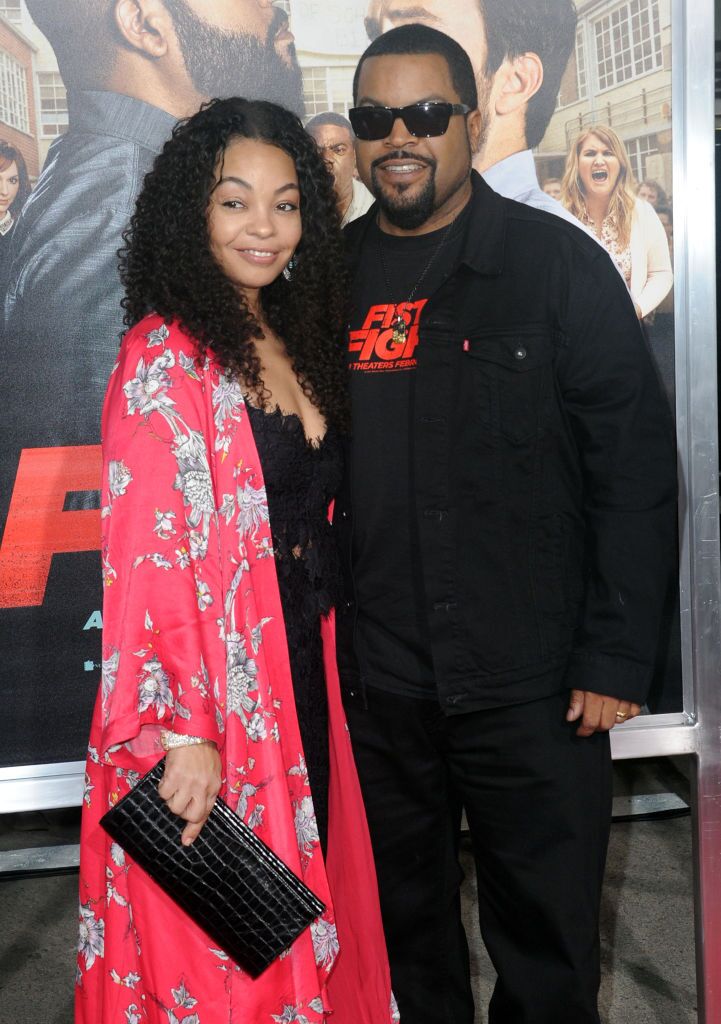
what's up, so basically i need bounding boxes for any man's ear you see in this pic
[466,107,484,156]
[493,52,544,117]
[114,0,171,58]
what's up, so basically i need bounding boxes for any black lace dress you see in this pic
[247,403,343,852]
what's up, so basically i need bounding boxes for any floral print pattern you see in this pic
[76,316,395,1024]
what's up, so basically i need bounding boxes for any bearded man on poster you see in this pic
[336,23,677,1024]
[365,0,582,224]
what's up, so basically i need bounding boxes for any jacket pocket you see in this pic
[464,327,555,445]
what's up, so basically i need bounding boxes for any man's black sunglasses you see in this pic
[348,102,472,141]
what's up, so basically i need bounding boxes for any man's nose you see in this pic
[386,115,416,149]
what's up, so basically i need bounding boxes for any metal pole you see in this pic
[676,0,721,1019]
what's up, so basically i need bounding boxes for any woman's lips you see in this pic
[235,248,280,266]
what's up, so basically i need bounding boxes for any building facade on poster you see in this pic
[0,1,67,176]
[293,0,368,116]
[0,5,39,179]
[537,0,672,192]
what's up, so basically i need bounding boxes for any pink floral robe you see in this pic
[75,315,398,1024]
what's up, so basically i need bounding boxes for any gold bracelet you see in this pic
[160,729,210,751]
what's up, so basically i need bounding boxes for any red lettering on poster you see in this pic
[0,445,102,608]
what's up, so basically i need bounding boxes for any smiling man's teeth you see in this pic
[385,163,423,173]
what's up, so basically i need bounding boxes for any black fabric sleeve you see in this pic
[556,248,678,704]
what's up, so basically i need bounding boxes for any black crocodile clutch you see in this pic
[100,758,325,977]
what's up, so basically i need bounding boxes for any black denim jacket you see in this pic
[335,172,678,712]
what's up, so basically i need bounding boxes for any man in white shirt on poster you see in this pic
[364,0,582,227]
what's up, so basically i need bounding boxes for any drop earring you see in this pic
[283,254,296,281]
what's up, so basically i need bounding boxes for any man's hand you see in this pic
[566,690,641,737]
[157,742,222,845]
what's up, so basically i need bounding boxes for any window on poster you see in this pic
[0,0,21,27]
[0,48,29,133]
[594,0,663,90]
[625,132,660,181]
[38,71,68,138]
[557,27,589,109]
[302,65,354,117]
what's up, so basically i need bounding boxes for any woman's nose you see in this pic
[247,211,274,236]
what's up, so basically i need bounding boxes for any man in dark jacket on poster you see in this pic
[336,25,677,1024]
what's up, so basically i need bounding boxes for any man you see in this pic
[363,0,582,225]
[306,111,374,226]
[637,178,668,209]
[542,176,563,200]
[336,24,677,1024]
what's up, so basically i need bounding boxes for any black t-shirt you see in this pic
[348,205,470,697]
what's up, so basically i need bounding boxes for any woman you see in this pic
[637,178,668,209]
[561,125,672,319]
[0,141,30,292]
[76,98,397,1024]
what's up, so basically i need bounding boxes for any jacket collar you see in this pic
[67,90,178,154]
[345,169,507,277]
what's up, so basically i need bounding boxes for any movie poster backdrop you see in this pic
[0,0,677,777]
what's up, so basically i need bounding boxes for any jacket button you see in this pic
[514,346,527,360]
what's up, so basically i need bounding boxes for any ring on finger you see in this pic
[615,711,628,720]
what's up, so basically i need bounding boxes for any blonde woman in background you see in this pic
[561,125,672,319]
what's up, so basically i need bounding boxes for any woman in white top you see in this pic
[561,125,672,319]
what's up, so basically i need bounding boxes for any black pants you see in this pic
[343,686,613,1024]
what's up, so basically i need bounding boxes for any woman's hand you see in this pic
[157,742,222,845]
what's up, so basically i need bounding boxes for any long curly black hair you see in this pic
[119,97,349,430]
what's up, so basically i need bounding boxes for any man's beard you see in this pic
[166,1,305,117]
[370,154,439,230]
[370,147,472,231]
